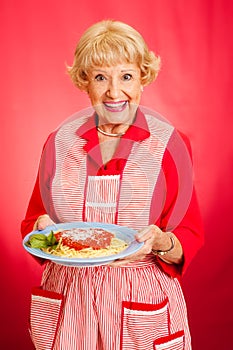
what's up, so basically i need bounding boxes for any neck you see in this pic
[96,126,126,137]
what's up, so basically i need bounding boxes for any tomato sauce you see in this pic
[54,228,114,250]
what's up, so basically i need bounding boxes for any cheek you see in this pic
[130,86,142,103]
[88,87,102,104]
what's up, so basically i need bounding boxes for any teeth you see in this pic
[105,102,126,108]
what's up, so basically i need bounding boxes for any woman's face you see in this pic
[86,62,143,126]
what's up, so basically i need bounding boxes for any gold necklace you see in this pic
[96,126,126,137]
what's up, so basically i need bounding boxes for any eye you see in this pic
[94,74,106,81]
[122,73,132,81]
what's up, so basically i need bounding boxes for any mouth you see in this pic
[103,101,128,112]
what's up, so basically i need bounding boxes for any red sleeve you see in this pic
[155,132,204,278]
[21,133,56,238]
[20,172,47,238]
[21,171,48,265]
[21,132,58,238]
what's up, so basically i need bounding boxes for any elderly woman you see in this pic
[21,20,204,350]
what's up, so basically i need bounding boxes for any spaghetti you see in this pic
[42,227,128,258]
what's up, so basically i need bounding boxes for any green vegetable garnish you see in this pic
[26,231,58,249]
[47,231,57,245]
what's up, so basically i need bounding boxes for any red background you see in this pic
[1,1,233,349]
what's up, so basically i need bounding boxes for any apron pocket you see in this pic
[121,298,170,350]
[29,286,64,350]
[153,331,185,350]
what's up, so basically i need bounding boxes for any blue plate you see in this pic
[22,222,144,267]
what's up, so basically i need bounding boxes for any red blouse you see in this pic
[21,110,204,277]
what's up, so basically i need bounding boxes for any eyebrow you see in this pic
[91,69,138,73]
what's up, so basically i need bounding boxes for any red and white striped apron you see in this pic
[30,259,189,350]
[30,113,192,349]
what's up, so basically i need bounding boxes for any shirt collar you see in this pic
[76,108,150,153]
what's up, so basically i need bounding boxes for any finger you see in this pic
[39,218,55,230]
[37,220,48,230]
[109,250,149,267]
[34,215,54,231]
[109,258,136,267]
[135,225,155,242]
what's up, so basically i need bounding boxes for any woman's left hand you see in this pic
[109,225,183,267]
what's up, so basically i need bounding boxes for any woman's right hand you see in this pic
[33,214,55,231]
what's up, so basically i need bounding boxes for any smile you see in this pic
[104,101,128,112]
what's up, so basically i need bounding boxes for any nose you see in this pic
[106,78,121,99]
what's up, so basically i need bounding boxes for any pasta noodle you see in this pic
[42,230,128,258]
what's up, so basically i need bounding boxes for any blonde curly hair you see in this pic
[67,20,161,91]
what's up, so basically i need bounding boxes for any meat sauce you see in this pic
[54,228,114,250]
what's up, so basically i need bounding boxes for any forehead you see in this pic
[88,62,141,75]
